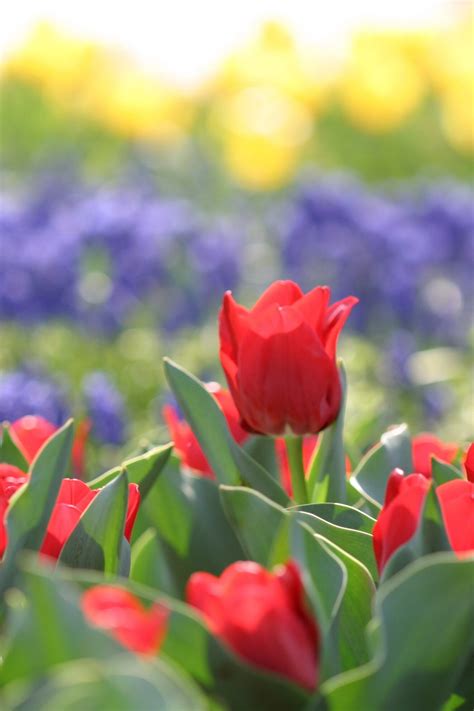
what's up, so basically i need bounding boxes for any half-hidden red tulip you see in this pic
[219,281,358,435]
[275,436,318,496]
[373,469,431,574]
[163,382,248,478]
[82,585,168,655]
[0,464,28,558]
[412,433,458,478]
[10,415,89,477]
[373,469,474,573]
[186,560,319,690]
[463,443,474,483]
[436,479,474,553]
[40,478,140,560]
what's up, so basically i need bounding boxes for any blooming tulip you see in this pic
[463,443,474,483]
[186,560,319,690]
[163,382,248,478]
[219,281,357,435]
[373,469,474,573]
[40,478,140,560]
[82,585,168,655]
[10,415,89,476]
[0,464,28,557]
[412,433,458,478]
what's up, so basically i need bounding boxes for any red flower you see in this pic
[373,469,474,573]
[373,470,430,574]
[40,478,140,560]
[82,585,168,655]
[437,479,474,553]
[163,382,248,478]
[219,281,357,435]
[412,433,458,478]
[0,464,28,558]
[463,443,474,483]
[186,560,319,690]
[10,415,89,477]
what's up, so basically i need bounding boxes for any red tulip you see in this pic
[436,479,474,553]
[82,585,168,655]
[163,382,248,478]
[0,464,28,558]
[10,415,89,477]
[412,433,458,478]
[186,560,319,690]
[219,281,357,435]
[373,469,474,573]
[463,443,474,483]
[40,478,140,560]
[373,470,430,574]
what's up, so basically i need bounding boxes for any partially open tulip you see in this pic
[186,560,319,690]
[163,382,248,478]
[219,281,357,435]
[10,415,89,477]
[82,585,168,655]
[0,463,28,558]
[412,433,458,478]
[373,469,474,573]
[40,478,140,560]
[463,443,474,483]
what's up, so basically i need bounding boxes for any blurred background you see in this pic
[0,1,473,473]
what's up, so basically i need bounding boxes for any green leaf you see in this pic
[0,424,29,470]
[321,554,474,711]
[431,457,464,487]
[141,458,245,596]
[89,443,172,499]
[5,657,208,711]
[319,537,375,671]
[293,503,375,534]
[350,424,412,508]
[307,363,348,504]
[244,435,279,481]
[294,510,377,580]
[0,420,74,595]
[220,486,290,567]
[380,485,452,582]
[59,471,128,574]
[163,358,289,506]
[131,529,178,595]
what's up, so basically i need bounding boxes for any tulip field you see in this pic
[1,11,473,711]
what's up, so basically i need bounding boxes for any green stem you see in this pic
[285,436,308,505]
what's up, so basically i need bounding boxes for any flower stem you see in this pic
[285,436,308,505]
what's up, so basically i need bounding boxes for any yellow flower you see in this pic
[339,31,425,132]
[85,62,192,143]
[211,86,313,189]
[5,22,102,106]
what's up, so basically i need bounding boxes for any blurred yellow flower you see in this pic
[339,31,426,132]
[214,22,332,112]
[5,22,102,106]
[85,63,192,143]
[211,86,313,189]
[428,14,474,152]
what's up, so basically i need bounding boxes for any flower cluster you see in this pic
[0,180,241,333]
[0,367,126,447]
[0,281,472,710]
[279,177,474,347]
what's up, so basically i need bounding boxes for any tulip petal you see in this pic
[437,480,474,553]
[237,307,340,434]
[250,280,303,315]
[322,296,359,358]
[219,291,249,363]
[125,483,141,541]
[293,285,330,332]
